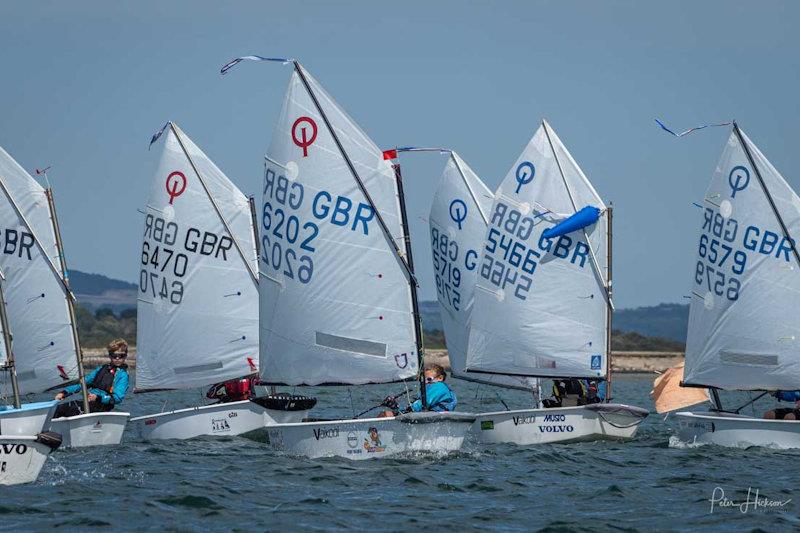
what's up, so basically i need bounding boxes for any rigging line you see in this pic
[732,122,800,270]
[169,123,259,287]
[0,175,72,297]
[348,387,355,419]
[291,61,417,286]
[541,120,612,309]
[392,147,489,224]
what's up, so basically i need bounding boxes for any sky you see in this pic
[1,1,799,308]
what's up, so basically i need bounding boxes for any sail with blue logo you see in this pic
[683,126,800,390]
[259,65,418,386]
[429,151,536,390]
[465,120,610,379]
[136,123,260,391]
[0,146,78,393]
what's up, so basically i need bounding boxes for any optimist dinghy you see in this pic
[0,147,118,443]
[223,56,475,459]
[454,122,647,444]
[0,433,62,486]
[670,123,800,449]
[129,123,315,441]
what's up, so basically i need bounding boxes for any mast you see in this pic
[391,162,426,408]
[0,270,20,409]
[249,194,276,395]
[46,188,90,413]
[605,205,613,402]
[248,195,260,263]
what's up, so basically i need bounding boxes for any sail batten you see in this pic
[259,64,418,386]
[683,126,800,391]
[465,123,609,380]
[136,124,259,391]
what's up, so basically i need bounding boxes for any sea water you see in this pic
[2,375,798,531]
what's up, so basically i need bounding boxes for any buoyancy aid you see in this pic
[90,364,124,394]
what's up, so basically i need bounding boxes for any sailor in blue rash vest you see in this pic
[378,364,457,417]
[763,391,800,420]
[53,338,130,418]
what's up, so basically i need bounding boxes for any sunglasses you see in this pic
[109,353,127,360]
[425,377,437,383]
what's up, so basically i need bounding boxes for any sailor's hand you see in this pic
[380,395,398,410]
[54,392,65,401]
[88,393,98,402]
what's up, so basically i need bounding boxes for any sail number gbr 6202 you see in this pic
[140,214,234,304]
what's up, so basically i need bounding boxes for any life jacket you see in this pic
[542,379,588,408]
[206,375,256,403]
[89,364,126,395]
[584,380,603,404]
[552,379,586,399]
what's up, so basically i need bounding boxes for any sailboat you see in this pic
[392,148,541,397]
[0,146,84,436]
[459,121,648,444]
[0,147,129,448]
[0,269,62,485]
[223,56,475,459]
[672,123,800,448]
[129,122,315,441]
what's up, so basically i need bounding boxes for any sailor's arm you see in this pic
[59,366,101,397]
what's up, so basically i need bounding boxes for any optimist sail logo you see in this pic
[165,171,187,205]
[728,166,750,198]
[292,116,318,157]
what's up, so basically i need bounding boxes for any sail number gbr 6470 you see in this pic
[140,214,235,304]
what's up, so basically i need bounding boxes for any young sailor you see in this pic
[542,379,588,408]
[379,364,457,416]
[205,374,258,404]
[763,391,800,420]
[53,339,130,418]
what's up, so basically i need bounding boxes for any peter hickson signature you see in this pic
[709,487,791,514]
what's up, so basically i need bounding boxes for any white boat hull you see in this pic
[674,411,800,449]
[0,435,59,486]
[48,412,130,448]
[473,404,649,445]
[255,412,476,460]
[0,401,57,435]
[129,399,310,441]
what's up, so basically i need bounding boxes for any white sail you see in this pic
[259,65,418,385]
[429,152,535,390]
[136,124,259,391]
[466,121,609,379]
[684,127,800,390]
[0,146,77,393]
